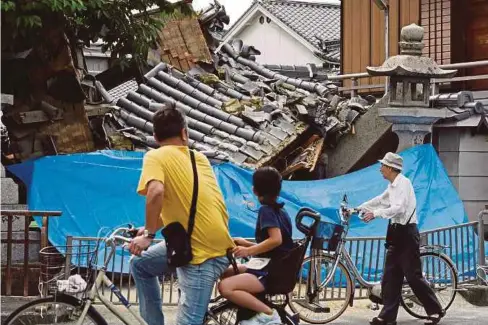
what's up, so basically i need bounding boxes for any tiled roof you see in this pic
[107,79,138,103]
[260,0,341,51]
[101,63,303,167]
[96,40,372,169]
[319,47,341,64]
[432,91,488,128]
[473,90,488,109]
[92,4,369,171]
[262,64,336,81]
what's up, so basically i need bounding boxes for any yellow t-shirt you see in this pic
[137,145,234,264]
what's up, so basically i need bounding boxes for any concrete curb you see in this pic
[459,285,488,306]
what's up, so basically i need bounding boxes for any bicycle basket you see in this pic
[40,243,99,296]
[312,221,344,251]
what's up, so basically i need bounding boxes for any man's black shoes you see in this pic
[370,317,397,325]
[424,310,446,325]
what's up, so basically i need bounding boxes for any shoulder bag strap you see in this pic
[405,208,416,225]
[187,150,199,236]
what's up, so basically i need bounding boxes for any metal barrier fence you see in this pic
[346,221,483,298]
[67,221,484,305]
[1,210,62,297]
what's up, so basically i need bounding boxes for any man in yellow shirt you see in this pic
[129,107,234,325]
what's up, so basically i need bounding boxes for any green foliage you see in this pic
[1,0,194,69]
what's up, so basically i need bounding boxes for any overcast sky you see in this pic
[191,0,341,26]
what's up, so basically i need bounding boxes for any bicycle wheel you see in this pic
[4,294,107,325]
[288,253,353,324]
[204,300,238,325]
[400,252,458,319]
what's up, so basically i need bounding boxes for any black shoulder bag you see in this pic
[161,150,199,267]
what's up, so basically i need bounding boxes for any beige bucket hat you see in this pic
[379,152,403,171]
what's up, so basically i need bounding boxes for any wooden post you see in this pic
[351,78,359,98]
[6,217,13,296]
[41,216,49,249]
[65,236,73,280]
[23,217,30,296]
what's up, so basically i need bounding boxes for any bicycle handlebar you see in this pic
[226,248,239,274]
[105,224,137,246]
[340,207,365,223]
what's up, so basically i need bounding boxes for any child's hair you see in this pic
[253,166,284,208]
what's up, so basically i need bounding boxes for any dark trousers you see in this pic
[379,224,442,322]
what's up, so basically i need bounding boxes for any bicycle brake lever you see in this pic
[127,228,139,238]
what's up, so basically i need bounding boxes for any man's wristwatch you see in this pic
[143,229,156,239]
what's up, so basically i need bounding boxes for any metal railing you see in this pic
[346,221,482,298]
[333,60,488,94]
[1,210,62,296]
[65,235,181,306]
[62,220,485,305]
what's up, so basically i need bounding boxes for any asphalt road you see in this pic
[2,296,487,324]
[52,298,488,324]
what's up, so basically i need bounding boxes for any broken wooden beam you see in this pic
[12,110,63,124]
[85,104,114,117]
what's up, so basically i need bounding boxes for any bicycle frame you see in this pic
[306,205,378,301]
[307,238,380,301]
[338,241,381,288]
[75,229,147,325]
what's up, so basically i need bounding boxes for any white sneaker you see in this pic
[240,309,281,325]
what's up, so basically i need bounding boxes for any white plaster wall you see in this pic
[233,14,322,66]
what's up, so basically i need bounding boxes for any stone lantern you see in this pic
[366,23,457,152]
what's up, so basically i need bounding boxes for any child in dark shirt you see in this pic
[218,167,293,325]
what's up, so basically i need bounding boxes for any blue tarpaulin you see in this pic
[7,144,471,276]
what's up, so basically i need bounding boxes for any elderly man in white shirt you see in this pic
[360,152,444,325]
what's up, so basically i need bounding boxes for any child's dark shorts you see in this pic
[245,268,269,289]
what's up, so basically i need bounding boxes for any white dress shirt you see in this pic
[359,173,417,225]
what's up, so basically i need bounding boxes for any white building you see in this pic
[83,40,111,75]
[220,0,341,67]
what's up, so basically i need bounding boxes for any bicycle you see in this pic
[203,208,322,325]
[288,195,459,324]
[5,225,143,325]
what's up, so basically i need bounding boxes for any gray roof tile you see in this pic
[260,0,341,50]
[432,91,488,128]
[262,63,334,80]
[108,79,138,102]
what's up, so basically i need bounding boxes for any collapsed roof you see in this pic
[1,0,372,177]
[85,1,372,172]
[96,37,373,168]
